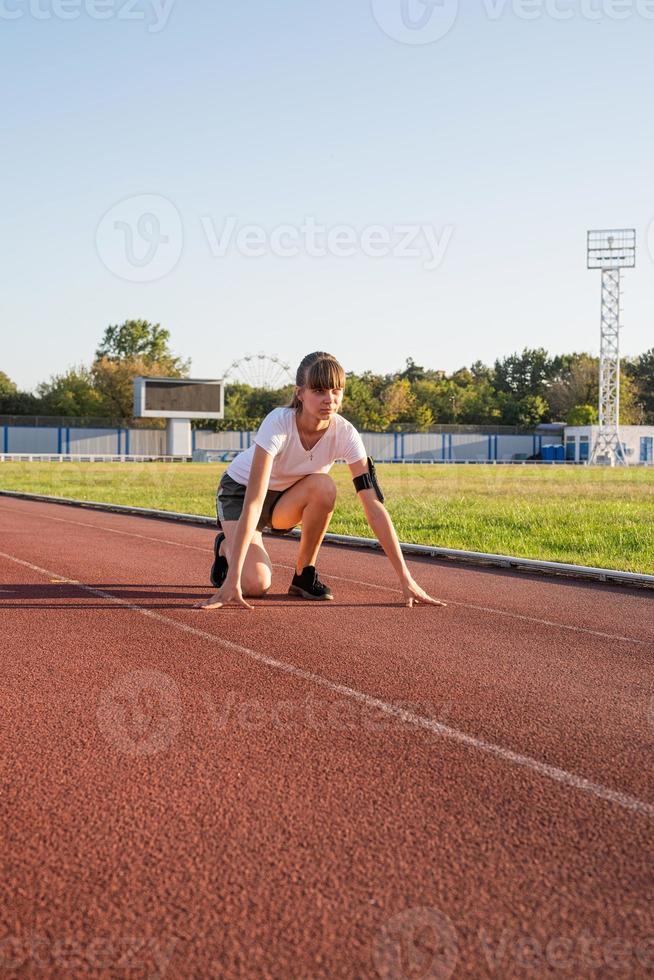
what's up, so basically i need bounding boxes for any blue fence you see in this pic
[0,424,563,462]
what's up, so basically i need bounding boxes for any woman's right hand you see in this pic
[195,575,253,611]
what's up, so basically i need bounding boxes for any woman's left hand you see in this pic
[401,575,447,608]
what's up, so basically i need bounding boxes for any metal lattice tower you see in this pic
[586,229,636,466]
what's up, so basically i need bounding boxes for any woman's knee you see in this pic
[308,473,337,509]
[242,566,272,597]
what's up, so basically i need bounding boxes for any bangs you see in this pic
[305,357,346,391]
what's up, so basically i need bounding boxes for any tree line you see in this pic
[1,320,653,431]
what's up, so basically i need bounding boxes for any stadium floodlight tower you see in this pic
[586,229,636,466]
[133,377,224,456]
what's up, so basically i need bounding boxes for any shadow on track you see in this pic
[0,584,400,609]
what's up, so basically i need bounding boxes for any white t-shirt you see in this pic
[226,407,367,491]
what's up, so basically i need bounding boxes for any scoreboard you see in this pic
[133,377,224,419]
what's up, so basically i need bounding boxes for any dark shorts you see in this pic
[216,472,296,534]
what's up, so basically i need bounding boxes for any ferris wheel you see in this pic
[223,353,294,390]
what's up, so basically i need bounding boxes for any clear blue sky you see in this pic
[2,0,653,391]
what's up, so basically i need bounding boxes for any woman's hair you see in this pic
[289,352,346,413]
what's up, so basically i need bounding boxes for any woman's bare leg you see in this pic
[219,521,273,597]
[270,474,336,573]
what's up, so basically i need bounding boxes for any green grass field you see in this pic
[1,462,652,573]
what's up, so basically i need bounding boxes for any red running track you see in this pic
[1,496,653,979]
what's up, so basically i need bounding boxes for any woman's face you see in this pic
[297,385,344,420]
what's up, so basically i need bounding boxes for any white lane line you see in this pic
[0,510,210,553]
[1,546,653,820]
[272,562,651,647]
[5,507,648,648]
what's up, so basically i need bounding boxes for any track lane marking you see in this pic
[0,505,650,648]
[274,565,652,647]
[1,546,653,820]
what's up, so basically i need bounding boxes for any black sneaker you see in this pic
[288,565,333,601]
[210,532,228,588]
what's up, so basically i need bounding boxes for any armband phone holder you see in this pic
[352,456,384,503]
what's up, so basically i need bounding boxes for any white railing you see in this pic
[0,453,192,463]
[0,453,650,466]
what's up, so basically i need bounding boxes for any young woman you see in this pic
[197,351,446,610]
